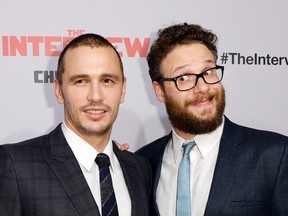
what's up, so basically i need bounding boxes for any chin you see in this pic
[195,109,216,119]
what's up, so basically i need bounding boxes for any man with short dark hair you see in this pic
[0,33,151,216]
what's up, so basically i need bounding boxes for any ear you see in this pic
[152,81,165,103]
[54,79,64,104]
[120,77,127,104]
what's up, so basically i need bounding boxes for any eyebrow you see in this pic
[101,72,121,79]
[69,74,89,82]
[173,59,215,72]
[68,72,122,82]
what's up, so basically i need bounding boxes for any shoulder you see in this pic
[0,135,51,179]
[1,135,49,156]
[113,143,150,168]
[136,133,171,156]
[0,124,62,159]
[240,126,288,152]
[113,144,151,183]
[228,118,287,140]
[223,117,288,149]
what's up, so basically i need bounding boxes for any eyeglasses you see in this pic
[157,65,224,91]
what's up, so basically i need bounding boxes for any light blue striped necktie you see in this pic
[176,141,196,216]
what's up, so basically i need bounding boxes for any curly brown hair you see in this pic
[147,23,218,81]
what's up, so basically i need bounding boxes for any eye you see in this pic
[177,75,194,83]
[102,77,121,87]
[74,79,88,86]
[178,75,190,82]
[103,78,114,84]
[203,68,216,76]
[101,74,121,85]
[75,79,85,83]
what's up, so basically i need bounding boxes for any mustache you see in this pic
[82,102,110,110]
[184,93,215,106]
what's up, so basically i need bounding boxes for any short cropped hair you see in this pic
[56,33,123,85]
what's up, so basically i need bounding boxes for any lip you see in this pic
[83,107,108,121]
[191,96,214,108]
[195,99,212,106]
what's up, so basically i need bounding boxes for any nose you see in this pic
[193,77,209,94]
[87,82,104,102]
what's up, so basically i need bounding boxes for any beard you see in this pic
[76,120,112,136]
[64,101,115,137]
[164,87,225,135]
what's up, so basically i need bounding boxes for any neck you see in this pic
[66,123,111,152]
[174,128,196,140]
[82,134,111,153]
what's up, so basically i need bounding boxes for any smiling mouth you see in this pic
[83,109,107,122]
[190,95,214,106]
[196,99,211,105]
[86,110,105,115]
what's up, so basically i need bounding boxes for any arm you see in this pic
[271,139,288,215]
[0,145,22,216]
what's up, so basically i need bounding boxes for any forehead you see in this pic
[64,45,119,64]
[160,43,215,74]
[63,46,122,75]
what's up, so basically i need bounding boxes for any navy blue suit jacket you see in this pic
[0,124,151,216]
[136,117,288,216]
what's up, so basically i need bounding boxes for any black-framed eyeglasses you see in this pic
[157,65,224,91]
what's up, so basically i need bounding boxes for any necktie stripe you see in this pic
[95,153,119,216]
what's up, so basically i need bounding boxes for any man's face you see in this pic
[153,43,225,139]
[54,46,126,140]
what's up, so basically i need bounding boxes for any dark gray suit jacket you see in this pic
[0,124,151,216]
[136,116,288,216]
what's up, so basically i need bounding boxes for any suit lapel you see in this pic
[113,143,150,216]
[45,125,100,216]
[113,143,140,216]
[149,133,172,216]
[204,117,244,216]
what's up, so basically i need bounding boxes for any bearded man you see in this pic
[136,23,288,216]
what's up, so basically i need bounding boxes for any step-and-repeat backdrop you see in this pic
[1,0,287,151]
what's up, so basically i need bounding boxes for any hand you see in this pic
[114,141,129,151]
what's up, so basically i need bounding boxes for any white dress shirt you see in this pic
[156,119,224,216]
[61,122,131,216]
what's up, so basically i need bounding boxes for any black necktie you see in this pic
[95,153,119,216]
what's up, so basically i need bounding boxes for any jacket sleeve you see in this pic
[0,145,22,216]
[271,139,288,215]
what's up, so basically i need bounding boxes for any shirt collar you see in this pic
[171,117,224,162]
[61,122,116,172]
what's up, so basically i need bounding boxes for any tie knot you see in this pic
[182,141,196,155]
[95,153,110,168]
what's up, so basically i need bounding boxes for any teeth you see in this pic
[86,110,104,114]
